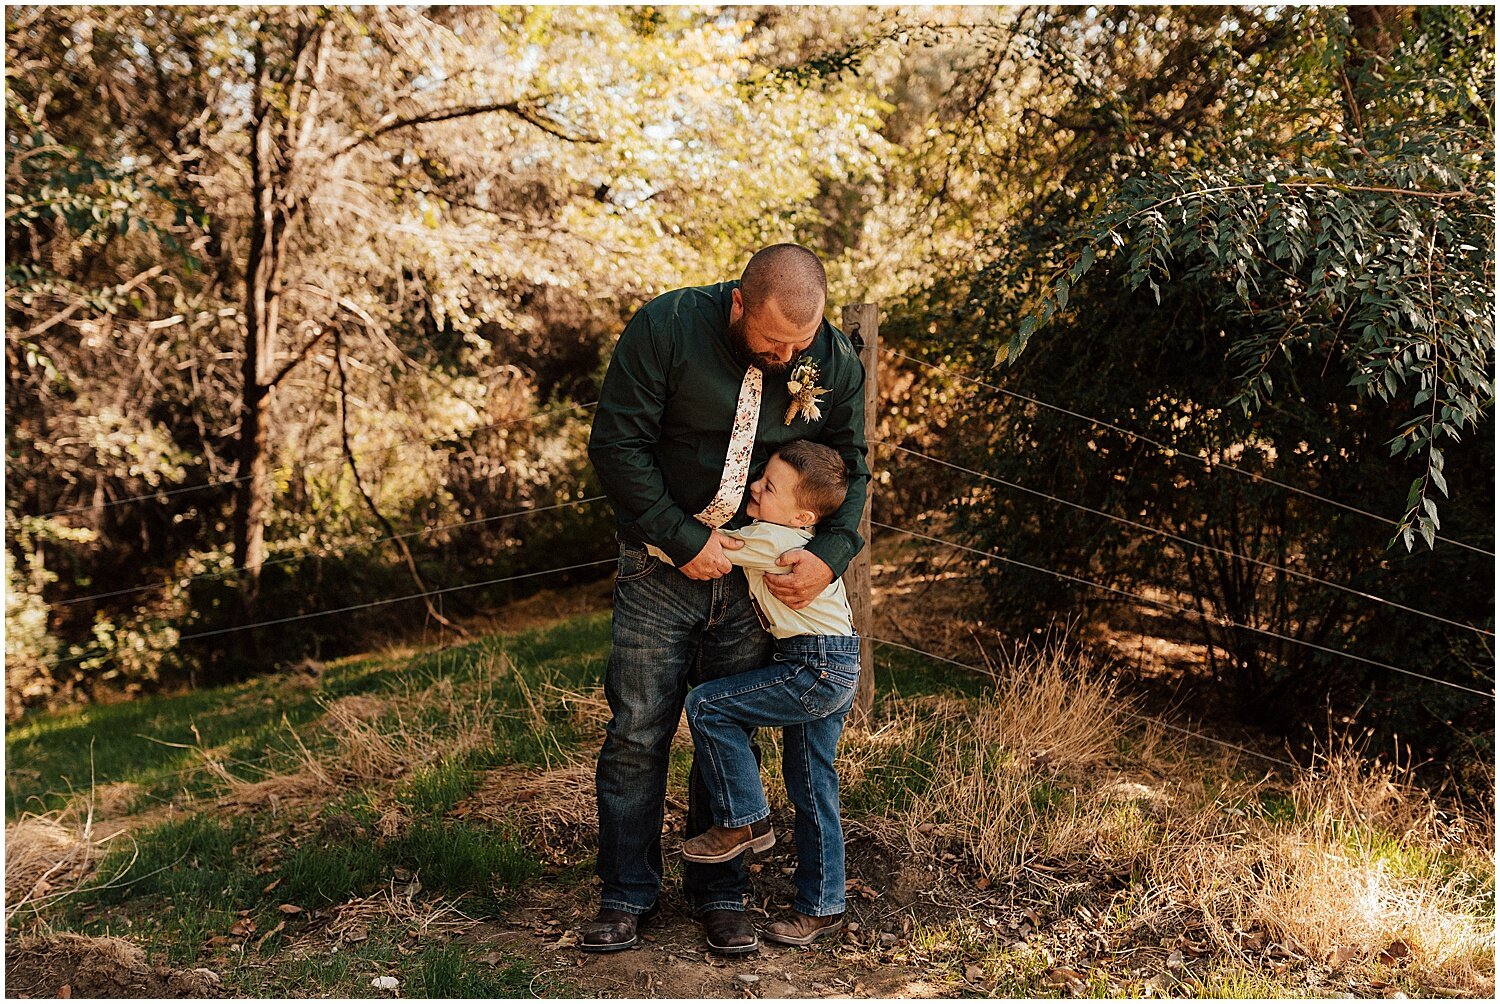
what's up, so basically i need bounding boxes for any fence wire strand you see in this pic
[876,439,1493,638]
[883,347,1495,559]
[21,400,598,522]
[872,519,1494,700]
[869,634,1300,769]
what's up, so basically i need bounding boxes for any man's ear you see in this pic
[729,286,743,322]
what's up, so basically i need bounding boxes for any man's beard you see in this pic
[728,314,795,376]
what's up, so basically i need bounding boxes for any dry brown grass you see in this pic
[841,640,1128,877]
[1141,749,1496,995]
[4,812,102,920]
[210,670,503,813]
[826,635,1494,996]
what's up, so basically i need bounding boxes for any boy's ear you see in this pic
[794,508,819,529]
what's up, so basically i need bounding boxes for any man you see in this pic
[584,244,868,954]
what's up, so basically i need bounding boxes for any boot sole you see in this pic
[705,935,760,955]
[579,935,637,953]
[681,830,776,864]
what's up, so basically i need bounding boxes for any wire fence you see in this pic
[13,328,1493,790]
[868,634,1300,770]
[53,494,607,609]
[875,439,1493,638]
[872,518,1492,700]
[19,400,599,523]
[883,347,1496,560]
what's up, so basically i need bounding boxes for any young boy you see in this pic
[671,440,859,947]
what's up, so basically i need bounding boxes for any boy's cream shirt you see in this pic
[645,522,855,639]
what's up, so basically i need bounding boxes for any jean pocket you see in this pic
[615,542,658,583]
[796,663,858,718]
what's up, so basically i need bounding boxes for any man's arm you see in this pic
[803,340,869,578]
[586,309,712,566]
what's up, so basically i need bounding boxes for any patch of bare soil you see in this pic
[3,933,224,999]
[452,763,966,997]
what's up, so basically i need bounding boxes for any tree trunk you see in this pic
[232,45,280,619]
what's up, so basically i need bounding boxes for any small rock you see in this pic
[191,969,221,987]
[846,922,860,934]
[737,974,761,985]
[964,964,983,981]
[879,933,898,947]
[371,976,399,990]
[1165,949,1184,969]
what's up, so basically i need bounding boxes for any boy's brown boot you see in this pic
[764,910,844,946]
[681,818,775,863]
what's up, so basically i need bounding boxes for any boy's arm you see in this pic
[719,526,795,573]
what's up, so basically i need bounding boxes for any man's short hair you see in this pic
[775,440,849,521]
[740,244,827,327]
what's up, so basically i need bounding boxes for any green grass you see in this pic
[413,943,537,997]
[405,754,480,816]
[84,812,264,906]
[275,837,387,907]
[4,613,614,820]
[384,819,540,898]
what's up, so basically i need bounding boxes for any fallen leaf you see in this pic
[552,931,579,950]
[1044,967,1085,987]
[964,964,983,981]
[58,985,71,999]
[476,951,503,965]
[975,876,992,891]
[277,904,303,915]
[1378,940,1411,965]
[261,877,282,894]
[1328,945,1359,969]
[1023,908,1042,928]
[228,918,256,937]
[342,922,369,944]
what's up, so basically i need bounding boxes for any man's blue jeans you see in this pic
[685,634,860,918]
[595,538,774,917]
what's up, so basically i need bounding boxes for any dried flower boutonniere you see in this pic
[784,357,828,425]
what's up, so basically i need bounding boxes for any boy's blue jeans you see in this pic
[685,634,861,918]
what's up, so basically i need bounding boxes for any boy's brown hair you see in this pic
[775,440,849,521]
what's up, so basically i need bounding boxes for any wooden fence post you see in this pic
[841,302,878,728]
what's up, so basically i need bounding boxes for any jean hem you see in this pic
[693,900,746,914]
[717,808,772,829]
[600,898,656,916]
[793,901,846,917]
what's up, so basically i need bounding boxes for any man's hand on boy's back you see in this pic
[681,531,746,580]
[765,549,834,609]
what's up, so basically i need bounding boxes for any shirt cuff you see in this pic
[661,522,712,567]
[805,532,858,580]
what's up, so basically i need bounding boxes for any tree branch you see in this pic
[332,325,469,639]
[333,100,600,162]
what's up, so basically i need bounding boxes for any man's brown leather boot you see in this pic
[680,818,775,863]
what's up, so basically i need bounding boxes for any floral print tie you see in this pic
[694,366,762,528]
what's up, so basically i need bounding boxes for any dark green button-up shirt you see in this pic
[588,281,868,576]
